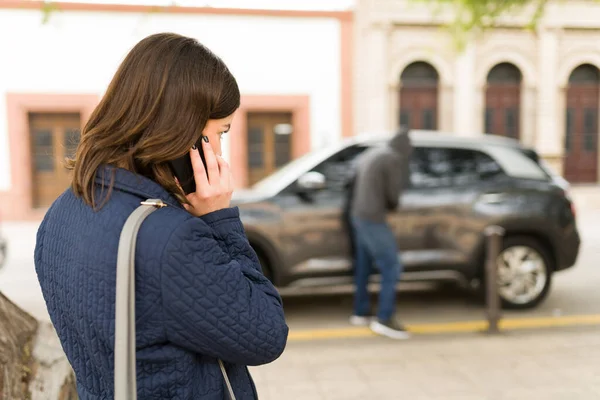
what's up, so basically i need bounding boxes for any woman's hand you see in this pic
[184,136,233,217]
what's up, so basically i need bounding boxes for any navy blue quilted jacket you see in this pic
[34,166,289,399]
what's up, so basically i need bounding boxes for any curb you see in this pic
[287,314,600,341]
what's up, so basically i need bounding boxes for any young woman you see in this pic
[34,32,288,399]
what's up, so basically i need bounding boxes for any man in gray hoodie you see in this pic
[349,129,412,339]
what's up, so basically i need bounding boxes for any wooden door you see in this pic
[484,85,521,139]
[399,87,438,130]
[30,113,81,208]
[247,112,293,186]
[564,86,599,182]
[399,61,439,130]
[484,63,522,140]
[564,64,600,183]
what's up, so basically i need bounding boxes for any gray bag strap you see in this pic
[114,199,236,400]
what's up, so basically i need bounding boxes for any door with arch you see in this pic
[399,61,439,130]
[564,64,600,183]
[484,63,522,140]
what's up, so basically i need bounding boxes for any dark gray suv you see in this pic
[232,131,581,309]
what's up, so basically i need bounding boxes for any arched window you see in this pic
[564,64,600,183]
[399,62,439,130]
[484,62,522,140]
[568,64,600,84]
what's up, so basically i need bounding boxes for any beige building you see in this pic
[354,0,600,183]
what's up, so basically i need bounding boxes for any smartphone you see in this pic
[169,136,207,195]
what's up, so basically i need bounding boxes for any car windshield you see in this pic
[251,144,341,192]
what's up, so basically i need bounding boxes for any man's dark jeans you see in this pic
[351,216,403,321]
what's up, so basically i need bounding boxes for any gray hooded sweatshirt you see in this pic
[350,130,413,223]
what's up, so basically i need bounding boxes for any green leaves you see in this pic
[413,0,552,51]
[40,1,59,24]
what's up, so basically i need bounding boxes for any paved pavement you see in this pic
[251,326,600,400]
[0,222,50,321]
[1,192,600,399]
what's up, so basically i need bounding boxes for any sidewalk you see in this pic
[570,185,600,211]
[250,326,600,400]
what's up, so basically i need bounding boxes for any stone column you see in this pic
[535,27,560,155]
[453,42,476,135]
[362,22,390,134]
[521,85,538,148]
[440,84,454,133]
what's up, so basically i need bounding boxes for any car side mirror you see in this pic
[296,171,326,192]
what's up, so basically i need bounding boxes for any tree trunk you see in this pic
[29,322,78,400]
[0,291,38,399]
[0,292,78,400]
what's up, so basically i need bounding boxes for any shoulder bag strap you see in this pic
[219,359,236,400]
[114,199,236,400]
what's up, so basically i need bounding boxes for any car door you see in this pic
[273,144,370,281]
[387,145,506,272]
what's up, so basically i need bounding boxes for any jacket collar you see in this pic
[94,165,184,209]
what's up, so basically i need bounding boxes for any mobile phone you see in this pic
[169,136,207,195]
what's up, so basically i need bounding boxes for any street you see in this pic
[279,205,600,332]
[1,198,599,399]
[3,208,599,326]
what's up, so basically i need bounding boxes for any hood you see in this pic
[388,128,413,156]
[231,188,270,205]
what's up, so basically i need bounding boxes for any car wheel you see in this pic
[495,236,553,310]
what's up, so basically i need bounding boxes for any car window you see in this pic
[251,142,347,192]
[484,145,548,181]
[311,145,370,191]
[410,147,505,188]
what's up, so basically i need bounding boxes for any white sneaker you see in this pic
[349,315,373,326]
[370,319,410,340]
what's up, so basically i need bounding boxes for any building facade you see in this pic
[0,1,352,220]
[354,0,600,184]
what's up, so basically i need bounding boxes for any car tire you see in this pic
[490,236,553,310]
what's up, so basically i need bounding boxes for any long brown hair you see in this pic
[68,32,240,209]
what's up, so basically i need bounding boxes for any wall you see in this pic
[0,3,347,194]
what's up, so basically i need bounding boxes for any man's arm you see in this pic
[384,156,404,210]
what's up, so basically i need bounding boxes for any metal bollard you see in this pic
[484,225,505,334]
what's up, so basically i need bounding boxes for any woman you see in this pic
[34,32,288,399]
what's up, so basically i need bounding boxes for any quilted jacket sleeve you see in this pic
[160,207,289,366]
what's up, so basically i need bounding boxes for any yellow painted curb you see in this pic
[287,314,600,342]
